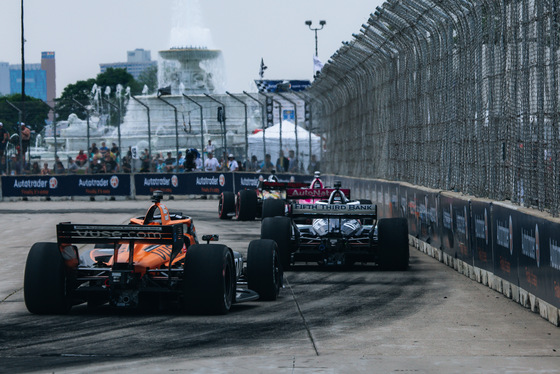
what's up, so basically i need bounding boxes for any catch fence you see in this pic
[307,0,560,215]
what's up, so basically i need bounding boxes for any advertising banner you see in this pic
[425,190,441,250]
[135,172,234,196]
[546,220,560,308]
[470,200,494,273]
[404,187,419,237]
[516,212,550,302]
[2,174,131,197]
[439,194,471,263]
[375,181,399,219]
[492,204,519,285]
[405,187,440,246]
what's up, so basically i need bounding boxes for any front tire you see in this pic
[261,216,293,270]
[236,189,258,221]
[247,239,282,301]
[377,218,409,270]
[24,242,70,314]
[183,244,235,314]
[218,191,235,219]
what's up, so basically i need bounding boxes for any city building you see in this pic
[0,62,9,96]
[0,51,56,107]
[10,63,47,101]
[99,48,157,79]
[41,51,56,107]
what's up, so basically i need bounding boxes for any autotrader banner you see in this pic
[2,174,131,197]
[134,172,234,196]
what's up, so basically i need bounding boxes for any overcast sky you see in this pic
[1,0,386,97]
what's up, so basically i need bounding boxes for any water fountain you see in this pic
[39,0,259,166]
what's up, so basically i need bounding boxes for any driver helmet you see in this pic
[328,189,348,204]
[267,169,279,182]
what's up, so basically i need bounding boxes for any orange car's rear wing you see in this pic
[57,223,184,254]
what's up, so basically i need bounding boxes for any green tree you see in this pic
[55,78,96,122]
[0,94,50,136]
[96,67,141,95]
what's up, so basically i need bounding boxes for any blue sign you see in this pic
[2,174,131,197]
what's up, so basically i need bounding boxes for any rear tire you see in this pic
[183,244,235,314]
[236,189,258,221]
[377,218,409,270]
[261,199,286,219]
[218,191,235,219]
[24,242,70,314]
[261,216,293,270]
[247,239,282,301]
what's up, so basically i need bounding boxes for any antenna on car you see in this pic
[152,190,164,203]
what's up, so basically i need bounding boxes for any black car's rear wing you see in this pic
[57,223,184,255]
[286,188,351,200]
[261,181,309,190]
[289,202,377,220]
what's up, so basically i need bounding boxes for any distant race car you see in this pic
[260,182,409,270]
[218,172,351,221]
[24,191,282,315]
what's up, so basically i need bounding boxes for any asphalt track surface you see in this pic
[1,197,560,373]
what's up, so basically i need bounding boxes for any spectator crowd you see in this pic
[0,126,321,176]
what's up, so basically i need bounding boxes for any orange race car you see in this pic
[24,191,282,315]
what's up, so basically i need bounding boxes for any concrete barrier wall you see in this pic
[322,175,560,326]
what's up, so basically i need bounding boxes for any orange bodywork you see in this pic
[84,200,197,275]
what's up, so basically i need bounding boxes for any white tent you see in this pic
[247,121,322,172]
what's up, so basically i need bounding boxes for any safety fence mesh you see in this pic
[307,0,560,215]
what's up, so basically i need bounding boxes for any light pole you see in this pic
[182,94,205,165]
[262,93,283,158]
[204,94,227,154]
[226,92,248,164]
[71,98,91,166]
[305,20,326,57]
[101,97,122,167]
[277,92,299,172]
[157,95,180,173]
[39,100,57,159]
[243,91,267,160]
[130,95,152,167]
[5,100,23,174]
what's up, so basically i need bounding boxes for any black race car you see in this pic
[260,182,409,270]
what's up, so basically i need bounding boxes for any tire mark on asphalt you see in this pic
[285,277,319,356]
[1,287,22,304]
